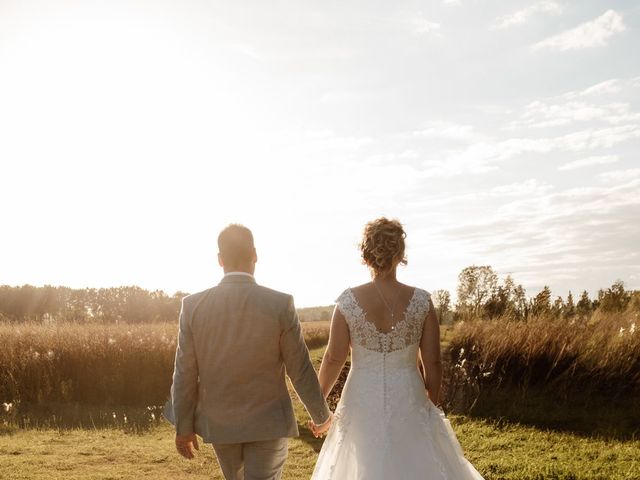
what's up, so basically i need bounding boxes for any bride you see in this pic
[309,217,484,479]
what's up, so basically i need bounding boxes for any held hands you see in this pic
[308,412,334,438]
[175,433,200,459]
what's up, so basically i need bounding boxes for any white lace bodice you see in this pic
[336,287,431,353]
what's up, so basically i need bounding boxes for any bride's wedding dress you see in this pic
[311,287,485,480]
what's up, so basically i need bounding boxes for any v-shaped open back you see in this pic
[336,287,431,353]
[350,286,419,335]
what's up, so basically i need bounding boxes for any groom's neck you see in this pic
[222,264,255,275]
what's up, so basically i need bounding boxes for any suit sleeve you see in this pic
[170,297,199,435]
[280,295,331,425]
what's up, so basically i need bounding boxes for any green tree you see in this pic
[456,265,498,318]
[530,286,552,317]
[598,280,631,313]
[479,273,531,320]
[576,290,592,317]
[484,285,509,318]
[552,296,564,317]
[513,284,528,319]
[432,289,451,323]
[564,291,575,318]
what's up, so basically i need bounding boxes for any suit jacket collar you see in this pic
[219,274,257,285]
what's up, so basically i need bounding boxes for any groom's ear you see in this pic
[253,248,258,264]
[217,253,224,268]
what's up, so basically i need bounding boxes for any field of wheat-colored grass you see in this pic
[1,346,639,480]
[1,312,639,479]
[0,321,330,424]
[449,310,640,396]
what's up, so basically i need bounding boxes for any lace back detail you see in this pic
[336,288,430,353]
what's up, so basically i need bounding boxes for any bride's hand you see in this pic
[308,412,333,438]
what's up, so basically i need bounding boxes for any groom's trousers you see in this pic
[211,438,288,480]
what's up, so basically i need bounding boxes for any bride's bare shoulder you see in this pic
[395,282,422,297]
[350,282,372,294]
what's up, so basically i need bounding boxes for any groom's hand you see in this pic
[175,433,199,459]
[308,412,333,438]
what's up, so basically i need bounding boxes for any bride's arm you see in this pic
[317,305,350,399]
[419,295,442,406]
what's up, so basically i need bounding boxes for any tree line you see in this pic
[1,268,637,324]
[432,265,639,321]
[0,285,185,323]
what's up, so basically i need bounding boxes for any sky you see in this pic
[1,0,639,307]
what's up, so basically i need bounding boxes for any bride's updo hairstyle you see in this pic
[359,217,407,277]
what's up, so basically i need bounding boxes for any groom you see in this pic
[166,224,332,480]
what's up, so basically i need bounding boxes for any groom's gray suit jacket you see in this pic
[166,274,330,444]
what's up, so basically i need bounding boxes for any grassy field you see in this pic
[2,413,639,480]
[0,321,330,411]
[448,309,640,400]
[1,347,639,479]
[1,315,639,479]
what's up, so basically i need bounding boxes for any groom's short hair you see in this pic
[218,224,255,265]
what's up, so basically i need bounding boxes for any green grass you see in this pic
[1,347,639,479]
[2,410,639,479]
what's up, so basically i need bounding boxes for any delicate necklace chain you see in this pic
[372,280,402,326]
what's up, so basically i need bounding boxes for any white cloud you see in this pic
[231,43,264,62]
[488,179,552,197]
[558,155,619,171]
[599,168,640,182]
[411,179,552,209]
[505,78,640,130]
[561,79,632,100]
[511,100,640,128]
[410,15,441,35]
[472,104,514,115]
[531,10,625,51]
[579,79,622,97]
[421,146,501,178]
[411,121,485,142]
[473,125,640,162]
[555,77,640,100]
[553,125,640,150]
[404,124,639,180]
[532,125,640,152]
[493,1,563,30]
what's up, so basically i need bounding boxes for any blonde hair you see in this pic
[359,217,407,276]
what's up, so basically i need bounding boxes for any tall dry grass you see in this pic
[446,309,640,405]
[3,309,638,435]
[3,310,637,409]
[0,323,176,407]
[0,321,331,409]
